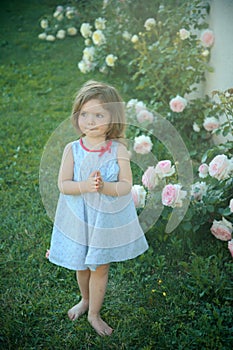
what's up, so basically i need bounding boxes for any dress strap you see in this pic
[98,141,112,157]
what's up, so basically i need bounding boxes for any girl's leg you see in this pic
[88,264,113,336]
[68,269,90,321]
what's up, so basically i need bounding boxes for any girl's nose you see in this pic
[87,114,95,125]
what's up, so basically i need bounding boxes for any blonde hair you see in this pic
[71,80,126,140]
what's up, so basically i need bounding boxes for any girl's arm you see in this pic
[99,143,132,197]
[58,143,99,195]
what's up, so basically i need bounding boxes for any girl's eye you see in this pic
[96,113,104,119]
[80,112,87,118]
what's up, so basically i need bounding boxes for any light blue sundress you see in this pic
[49,139,148,271]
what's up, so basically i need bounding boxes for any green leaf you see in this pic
[207,205,215,213]
[182,221,193,231]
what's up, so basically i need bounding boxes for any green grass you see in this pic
[0,1,233,349]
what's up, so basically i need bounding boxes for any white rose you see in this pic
[38,33,47,40]
[80,23,92,38]
[131,35,139,43]
[56,30,66,39]
[179,28,190,40]
[40,19,48,29]
[135,101,146,113]
[78,60,94,74]
[53,11,61,18]
[92,30,106,46]
[202,49,209,57]
[66,10,75,19]
[57,13,64,21]
[144,18,156,31]
[193,122,200,132]
[53,6,63,18]
[95,17,106,30]
[126,99,138,109]
[46,35,56,42]
[198,163,209,178]
[83,46,95,61]
[105,54,117,67]
[67,27,78,36]
[85,39,91,46]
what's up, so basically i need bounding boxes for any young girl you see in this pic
[48,80,148,336]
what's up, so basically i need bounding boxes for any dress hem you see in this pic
[49,245,148,271]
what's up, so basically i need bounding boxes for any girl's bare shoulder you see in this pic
[116,141,130,161]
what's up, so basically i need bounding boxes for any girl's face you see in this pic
[78,99,111,139]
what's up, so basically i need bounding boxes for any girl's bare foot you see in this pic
[88,314,113,336]
[68,299,89,321]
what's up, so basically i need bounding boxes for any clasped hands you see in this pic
[86,170,104,193]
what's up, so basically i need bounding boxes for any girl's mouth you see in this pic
[87,127,98,131]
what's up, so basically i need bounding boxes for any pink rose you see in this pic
[133,135,153,154]
[228,239,233,258]
[162,184,187,208]
[210,218,232,241]
[136,109,154,123]
[203,117,220,131]
[155,160,175,179]
[169,95,187,113]
[45,249,50,259]
[198,163,209,178]
[131,185,146,208]
[209,154,233,180]
[200,29,214,47]
[142,166,159,190]
[229,199,233,213]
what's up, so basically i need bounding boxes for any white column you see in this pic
[204,0,233,142]
[205,0,233,92]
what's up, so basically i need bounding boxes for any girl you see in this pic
[48,80,148,336]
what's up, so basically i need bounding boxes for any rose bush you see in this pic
[38,5,80,42]
[127,95,232,257]
[76,0,232,156]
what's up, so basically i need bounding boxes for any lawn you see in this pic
[0,1,232,349]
